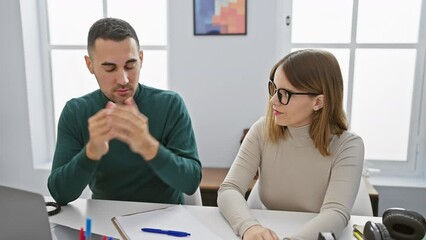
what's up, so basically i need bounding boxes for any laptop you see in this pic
[0,185,52,240]
[0,185,118,240]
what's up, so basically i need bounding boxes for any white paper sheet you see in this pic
[112,205,222,240]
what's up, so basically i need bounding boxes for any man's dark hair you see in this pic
[87,18,140,53]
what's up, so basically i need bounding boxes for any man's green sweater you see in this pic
[48,84,201,205]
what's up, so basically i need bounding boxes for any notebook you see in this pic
[0,185,53,240]
[112,204,222,240]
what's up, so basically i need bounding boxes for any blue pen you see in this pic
[141,228,191,237]
[85,218,92,240]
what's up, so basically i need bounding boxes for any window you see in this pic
[45,0,168,132]
[286,0,426,177]
[21,0,168,168]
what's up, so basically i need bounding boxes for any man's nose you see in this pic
[116,69,129,85]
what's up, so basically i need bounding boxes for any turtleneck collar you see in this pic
[286,124,314,147]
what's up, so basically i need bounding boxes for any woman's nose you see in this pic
[269,92,280,105]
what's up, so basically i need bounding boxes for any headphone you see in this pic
[364,208,426,240]
[317,232,336,240]
[46,201,61,216]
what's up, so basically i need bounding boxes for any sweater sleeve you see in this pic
[47,102,99,206]
[287,133,365,240]
[217,118,264,237]
[146,94,201,195]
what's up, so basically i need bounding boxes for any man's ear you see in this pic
[139,50,144,68]
[313,94,324,111]
[84,55,94,74]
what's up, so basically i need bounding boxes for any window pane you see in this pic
[357,0,421,43]
[51,50,167,129]
[107,0,167,45]
[292,48,350,111]
[47,0,103,45]
[319,49,350,111]
[292,0,353,43]
[140,50,168,90]
[351,49,416,161]
[51,50,98,129]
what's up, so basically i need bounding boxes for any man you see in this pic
[48,18,201,206]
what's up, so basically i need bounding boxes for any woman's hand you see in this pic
[243,225,280,240]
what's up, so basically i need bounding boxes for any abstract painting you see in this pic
[194,0,247,35]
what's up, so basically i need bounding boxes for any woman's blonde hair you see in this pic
[265,49,348,156]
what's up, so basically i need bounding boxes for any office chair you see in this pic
[183,187,203,206]
[351,177,374,216]
[247,178,373,216]
[247,180,266,209]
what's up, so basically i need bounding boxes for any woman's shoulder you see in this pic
[253,116,266,126]
[242,117,267,142]
[331,130,364,151]
[338,130,363,142]
[249,117,267,134]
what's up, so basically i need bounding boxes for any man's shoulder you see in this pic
[142,85,181,99]
[64,89,103,111]
[140,85,184,108]
[139,86,191,120]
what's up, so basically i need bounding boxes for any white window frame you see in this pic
[277,0,426,179]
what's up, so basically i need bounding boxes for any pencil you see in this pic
[353,230,363,240]
[85,218,92,240]
[80,227,85,240]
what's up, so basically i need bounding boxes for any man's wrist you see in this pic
[140,139,159,161]
[86,144,101,161]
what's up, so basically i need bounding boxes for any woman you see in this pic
[217,49,364,240]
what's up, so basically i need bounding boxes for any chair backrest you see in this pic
[247,178,373,216]
[351,177,374,216]
[247,180,266,209]
[183,187,203,206]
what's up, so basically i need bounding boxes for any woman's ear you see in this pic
[313,95,324,111]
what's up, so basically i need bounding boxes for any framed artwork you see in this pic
[193,0,247,36]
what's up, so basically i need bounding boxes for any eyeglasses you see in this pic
[268,80,320,105]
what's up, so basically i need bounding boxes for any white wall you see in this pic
[0,0,51,194]
[1,0,426,217]
[168,1,277,167]
[375,186,426,217]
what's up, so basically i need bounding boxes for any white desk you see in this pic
[47,197,381,240]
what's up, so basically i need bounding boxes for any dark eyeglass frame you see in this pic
[268,80,320,105]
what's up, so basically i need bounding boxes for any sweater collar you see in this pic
[287,124,313,147]
[98,83,144,105]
